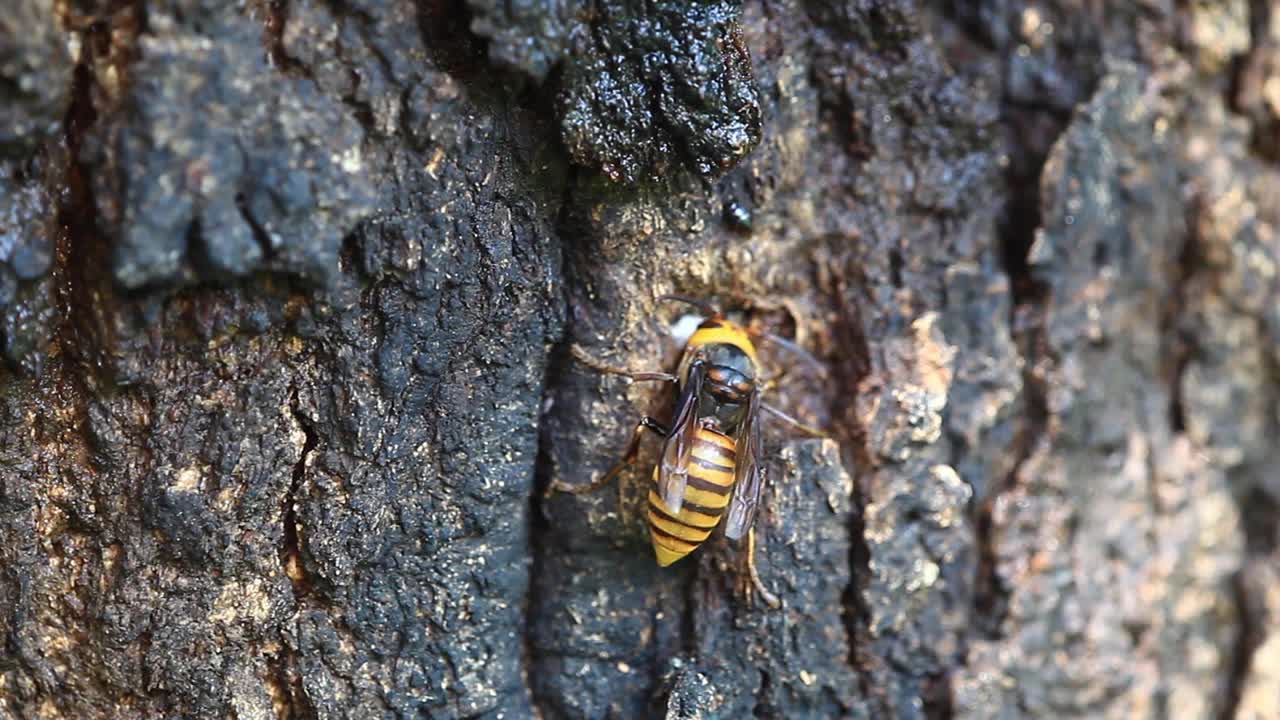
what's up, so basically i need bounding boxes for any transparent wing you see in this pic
[655,360,705,515]
[724,388,763,541]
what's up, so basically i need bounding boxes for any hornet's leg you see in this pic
[747,526,781,609]
[762,402,829,439]
[545,416,669,498]
[571,344,677,384]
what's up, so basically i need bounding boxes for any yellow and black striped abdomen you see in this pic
[648,428,737,567]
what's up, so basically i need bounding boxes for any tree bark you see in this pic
[1,1,1278,718]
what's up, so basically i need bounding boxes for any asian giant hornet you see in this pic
[547,296,826,607]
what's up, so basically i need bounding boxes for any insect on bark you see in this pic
[547,296,827,608]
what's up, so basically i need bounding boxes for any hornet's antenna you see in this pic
[658,295,723,319]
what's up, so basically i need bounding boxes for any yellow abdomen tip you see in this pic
[654,543,688,567]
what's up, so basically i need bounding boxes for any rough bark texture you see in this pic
[1,1,1277,719]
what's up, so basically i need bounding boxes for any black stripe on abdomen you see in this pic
[650,522,698,546]
[649,496,721,529]
[690,456,734,473]
[685,475,732,495]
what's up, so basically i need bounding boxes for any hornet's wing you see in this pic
[724,387,763,541]
[655,360,705,515]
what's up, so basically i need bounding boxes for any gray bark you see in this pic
[1,1,1278,718]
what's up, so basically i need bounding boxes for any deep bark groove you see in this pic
[284,391,317,599]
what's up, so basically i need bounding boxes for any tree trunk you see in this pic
[2,1,1277,718]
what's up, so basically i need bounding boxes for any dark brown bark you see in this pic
[1,1,1277,718]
